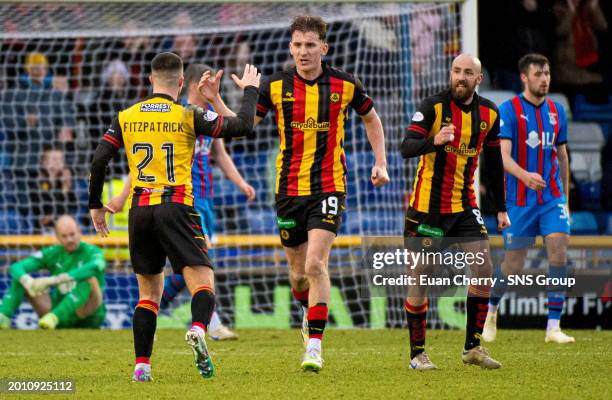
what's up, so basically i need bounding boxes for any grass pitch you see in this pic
[0,329,610,399]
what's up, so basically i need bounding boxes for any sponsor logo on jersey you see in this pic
[520,114,529,121]
[417,224,444,237]
[282,91,295,102]
[526,130,541,149]
[290,117,330,131]
[412,112,424,122]
[444,143,478,157]
[277,217,297,229]
[140,103,171,112]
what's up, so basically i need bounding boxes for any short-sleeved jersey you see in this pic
[498,95,568,206]
[407,90,500,214]
[257,63,374,196]
[102,93,225,207]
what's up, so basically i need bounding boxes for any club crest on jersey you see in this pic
[548,112,557,125]
[526,130,541,149]
[330,92,341,103]
[480,121,488,131]
[140,103,171,112]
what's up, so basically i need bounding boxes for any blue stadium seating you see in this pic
[573,95,612,122]
[570,211,599,235]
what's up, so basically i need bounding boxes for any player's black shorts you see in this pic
[128,202,213,275]
[403,206,488,251]
[275,192,346,247]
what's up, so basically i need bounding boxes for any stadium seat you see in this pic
[567,122,605,208]
[570,211,599,235]
[573,95,612,122]
[478,90,515,107]
[606,213,612,235]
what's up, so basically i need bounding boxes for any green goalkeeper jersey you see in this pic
[9,242,106,289]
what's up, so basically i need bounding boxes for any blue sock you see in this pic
[160,274,187,310]
[547,264,568,325]
[489,265,508,310]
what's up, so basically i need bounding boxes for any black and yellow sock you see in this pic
[191,285,215,330]
[405,299,427,359]
[465,285,490,350]
[133,300,159,365]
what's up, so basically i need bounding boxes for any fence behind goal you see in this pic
[0,1,463,329]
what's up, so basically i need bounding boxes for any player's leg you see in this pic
[182,265,216,378]
[0,276,51,328]
[482,248,528,341]
[301,229,335,371]
[132,273,164,382]
[403,207,438,370]
[39,277,103,329]
[128,205,166,382]
[460,239,501,369]
[299,193,345,372]
[484,204,537,342]
[156,203,217,378]
[276,195,310,346]
[540,199,573,342]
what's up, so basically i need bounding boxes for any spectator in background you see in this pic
[2,51,76,167]
[553,0,608,99]
[19,52,53,89]
[480,0,555,92]
[88,60,136,174]
[28,145,77,232]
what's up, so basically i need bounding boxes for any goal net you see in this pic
[0,1,463,329]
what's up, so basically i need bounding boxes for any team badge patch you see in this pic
[330,92,341,103]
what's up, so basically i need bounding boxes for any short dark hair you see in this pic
[151,52,183,84]
[290,15,327,41]
[518,53,549,75]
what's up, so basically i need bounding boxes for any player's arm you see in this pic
[30,247,106,294]
[9,250,48,296]
[106,175,131,213]
[557,143,570,201]
[483,112,510,230]
[400,98,451,158]
[254,76,272,127]
[88,118,123,237]
[211,139,256,201]
[500,140,546,190]
[193,65,260,139]
[349,77,389,187]
[198,69,238,118]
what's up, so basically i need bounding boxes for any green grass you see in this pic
[0,329,610,399]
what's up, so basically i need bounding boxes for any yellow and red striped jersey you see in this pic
[102,93,225,208]
[407,90,500,213]
[257,63,374,196]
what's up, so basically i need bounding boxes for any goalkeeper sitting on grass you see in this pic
[0,215,106,329]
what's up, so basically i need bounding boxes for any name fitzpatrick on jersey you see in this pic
[123,121,184,133]
[444,143,478,157]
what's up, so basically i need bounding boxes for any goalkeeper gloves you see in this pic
[30,273,74,296]
[18,274,38,297]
